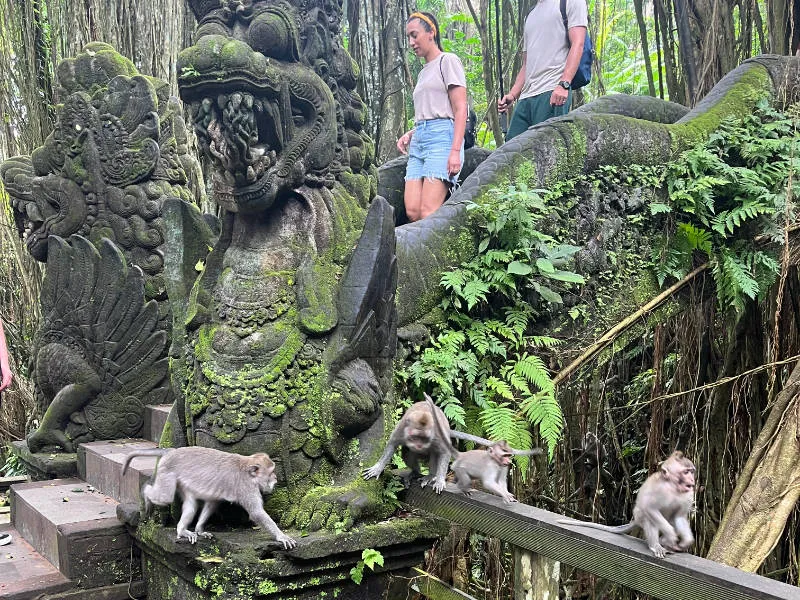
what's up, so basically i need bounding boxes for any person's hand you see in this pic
[550,86,569,107]
[497,93,516,113]
[447,149,462,177]
[0,370,11,393]
[397,131,413,154]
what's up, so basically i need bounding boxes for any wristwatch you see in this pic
[558,80,571,89]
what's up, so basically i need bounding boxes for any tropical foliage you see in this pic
[406,183,586,459]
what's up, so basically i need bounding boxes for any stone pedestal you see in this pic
[10,441,78,481]
[129,514,447,600]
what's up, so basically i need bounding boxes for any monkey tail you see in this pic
[510,447,545,456]
[121,449,169,475]
[449,430,544,456]
[557,519,637,534]
[423,392,459,459]
[449,430,494,447]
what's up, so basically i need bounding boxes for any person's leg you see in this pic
[404,179,424,222]
[413,119,453,220]
[504,97,534,141]
[404,129,426,222]
[528,89,573,127]
[417,177,449,220]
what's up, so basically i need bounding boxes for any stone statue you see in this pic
[171,0,397,529]
[0,43,207,452]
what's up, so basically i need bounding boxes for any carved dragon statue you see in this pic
[0,43,207,452]
[171,0,397,529]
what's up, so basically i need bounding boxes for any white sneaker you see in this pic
[0,533,11,546]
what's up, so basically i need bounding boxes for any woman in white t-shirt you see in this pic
[397,11,468,222]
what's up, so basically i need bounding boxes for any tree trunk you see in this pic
[653,0,684,104]
[514,549,559,600]
[44,0,195,96]
[465,0,503,145]
[688,0,737,101]
[706,362,800,570]
[766,0,791,54]
[348,0,408,163]
[674,0,699,104]
[632,0,656,97]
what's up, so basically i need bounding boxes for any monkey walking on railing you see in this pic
[122,447,297,549]
[558,451,696,558]
[424,394,543,503]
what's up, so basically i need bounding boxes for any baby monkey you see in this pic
[122,447,296,549]
[425,395,543,503]
[559,451,696,558]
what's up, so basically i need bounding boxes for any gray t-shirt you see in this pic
[521,0,589,99]
[413,52,467,122]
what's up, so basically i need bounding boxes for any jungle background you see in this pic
[1,1,800,599]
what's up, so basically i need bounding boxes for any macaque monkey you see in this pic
[559,451,696,558]
[424,394,543,502]
[363,396,457,492]
[122,447,296,549]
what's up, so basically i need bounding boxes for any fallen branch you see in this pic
[552,263,708,386]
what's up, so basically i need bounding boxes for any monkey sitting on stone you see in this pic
[424,394,543,502]
[559,451,696,558]
[122,447,296,549]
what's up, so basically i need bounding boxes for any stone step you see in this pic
[0,523,71,600]
[144,404,172,444]
[77,439,159,505]
[10,479,137,590]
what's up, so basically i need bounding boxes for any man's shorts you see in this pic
[405,118,464,185]
[506,89,572,141]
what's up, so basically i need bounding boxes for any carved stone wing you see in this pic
[38,234,169,437]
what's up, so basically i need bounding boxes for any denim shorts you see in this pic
[405,118,464,185]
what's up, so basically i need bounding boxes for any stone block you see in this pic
[144,405,172,443]
[9,478,135,589]
[10,440,77,481]
[78,439,158,504]
[0,524,71,600]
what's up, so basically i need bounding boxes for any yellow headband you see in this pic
[409,12,438,37]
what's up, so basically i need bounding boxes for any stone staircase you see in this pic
[0,405,171,600]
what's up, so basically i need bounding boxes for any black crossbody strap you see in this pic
[439,54,447,92]
[560,0,569,40]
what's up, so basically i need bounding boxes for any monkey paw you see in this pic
[503,495,518,503]
[362,464,384,481]
[195,531,214,540]
[275,532,297,549]
[649,544,668,558]
[178,531,199,544]
[419,476,446,493]
[283,481,390,532]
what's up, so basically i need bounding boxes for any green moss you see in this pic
[670,65,772,151]
[136,517,161,545]
[258,579,279,594]
[158,418,174,448]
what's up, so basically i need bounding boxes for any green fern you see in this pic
[652,101,795,313]
[406,182,576,466]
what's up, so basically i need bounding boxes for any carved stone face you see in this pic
[178,0,339,214]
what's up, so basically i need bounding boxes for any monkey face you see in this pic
[675,465,695,493]
[490,442,513,466]
[662,452,696,494]
[406,429,432,452]
[249,454,278,493]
